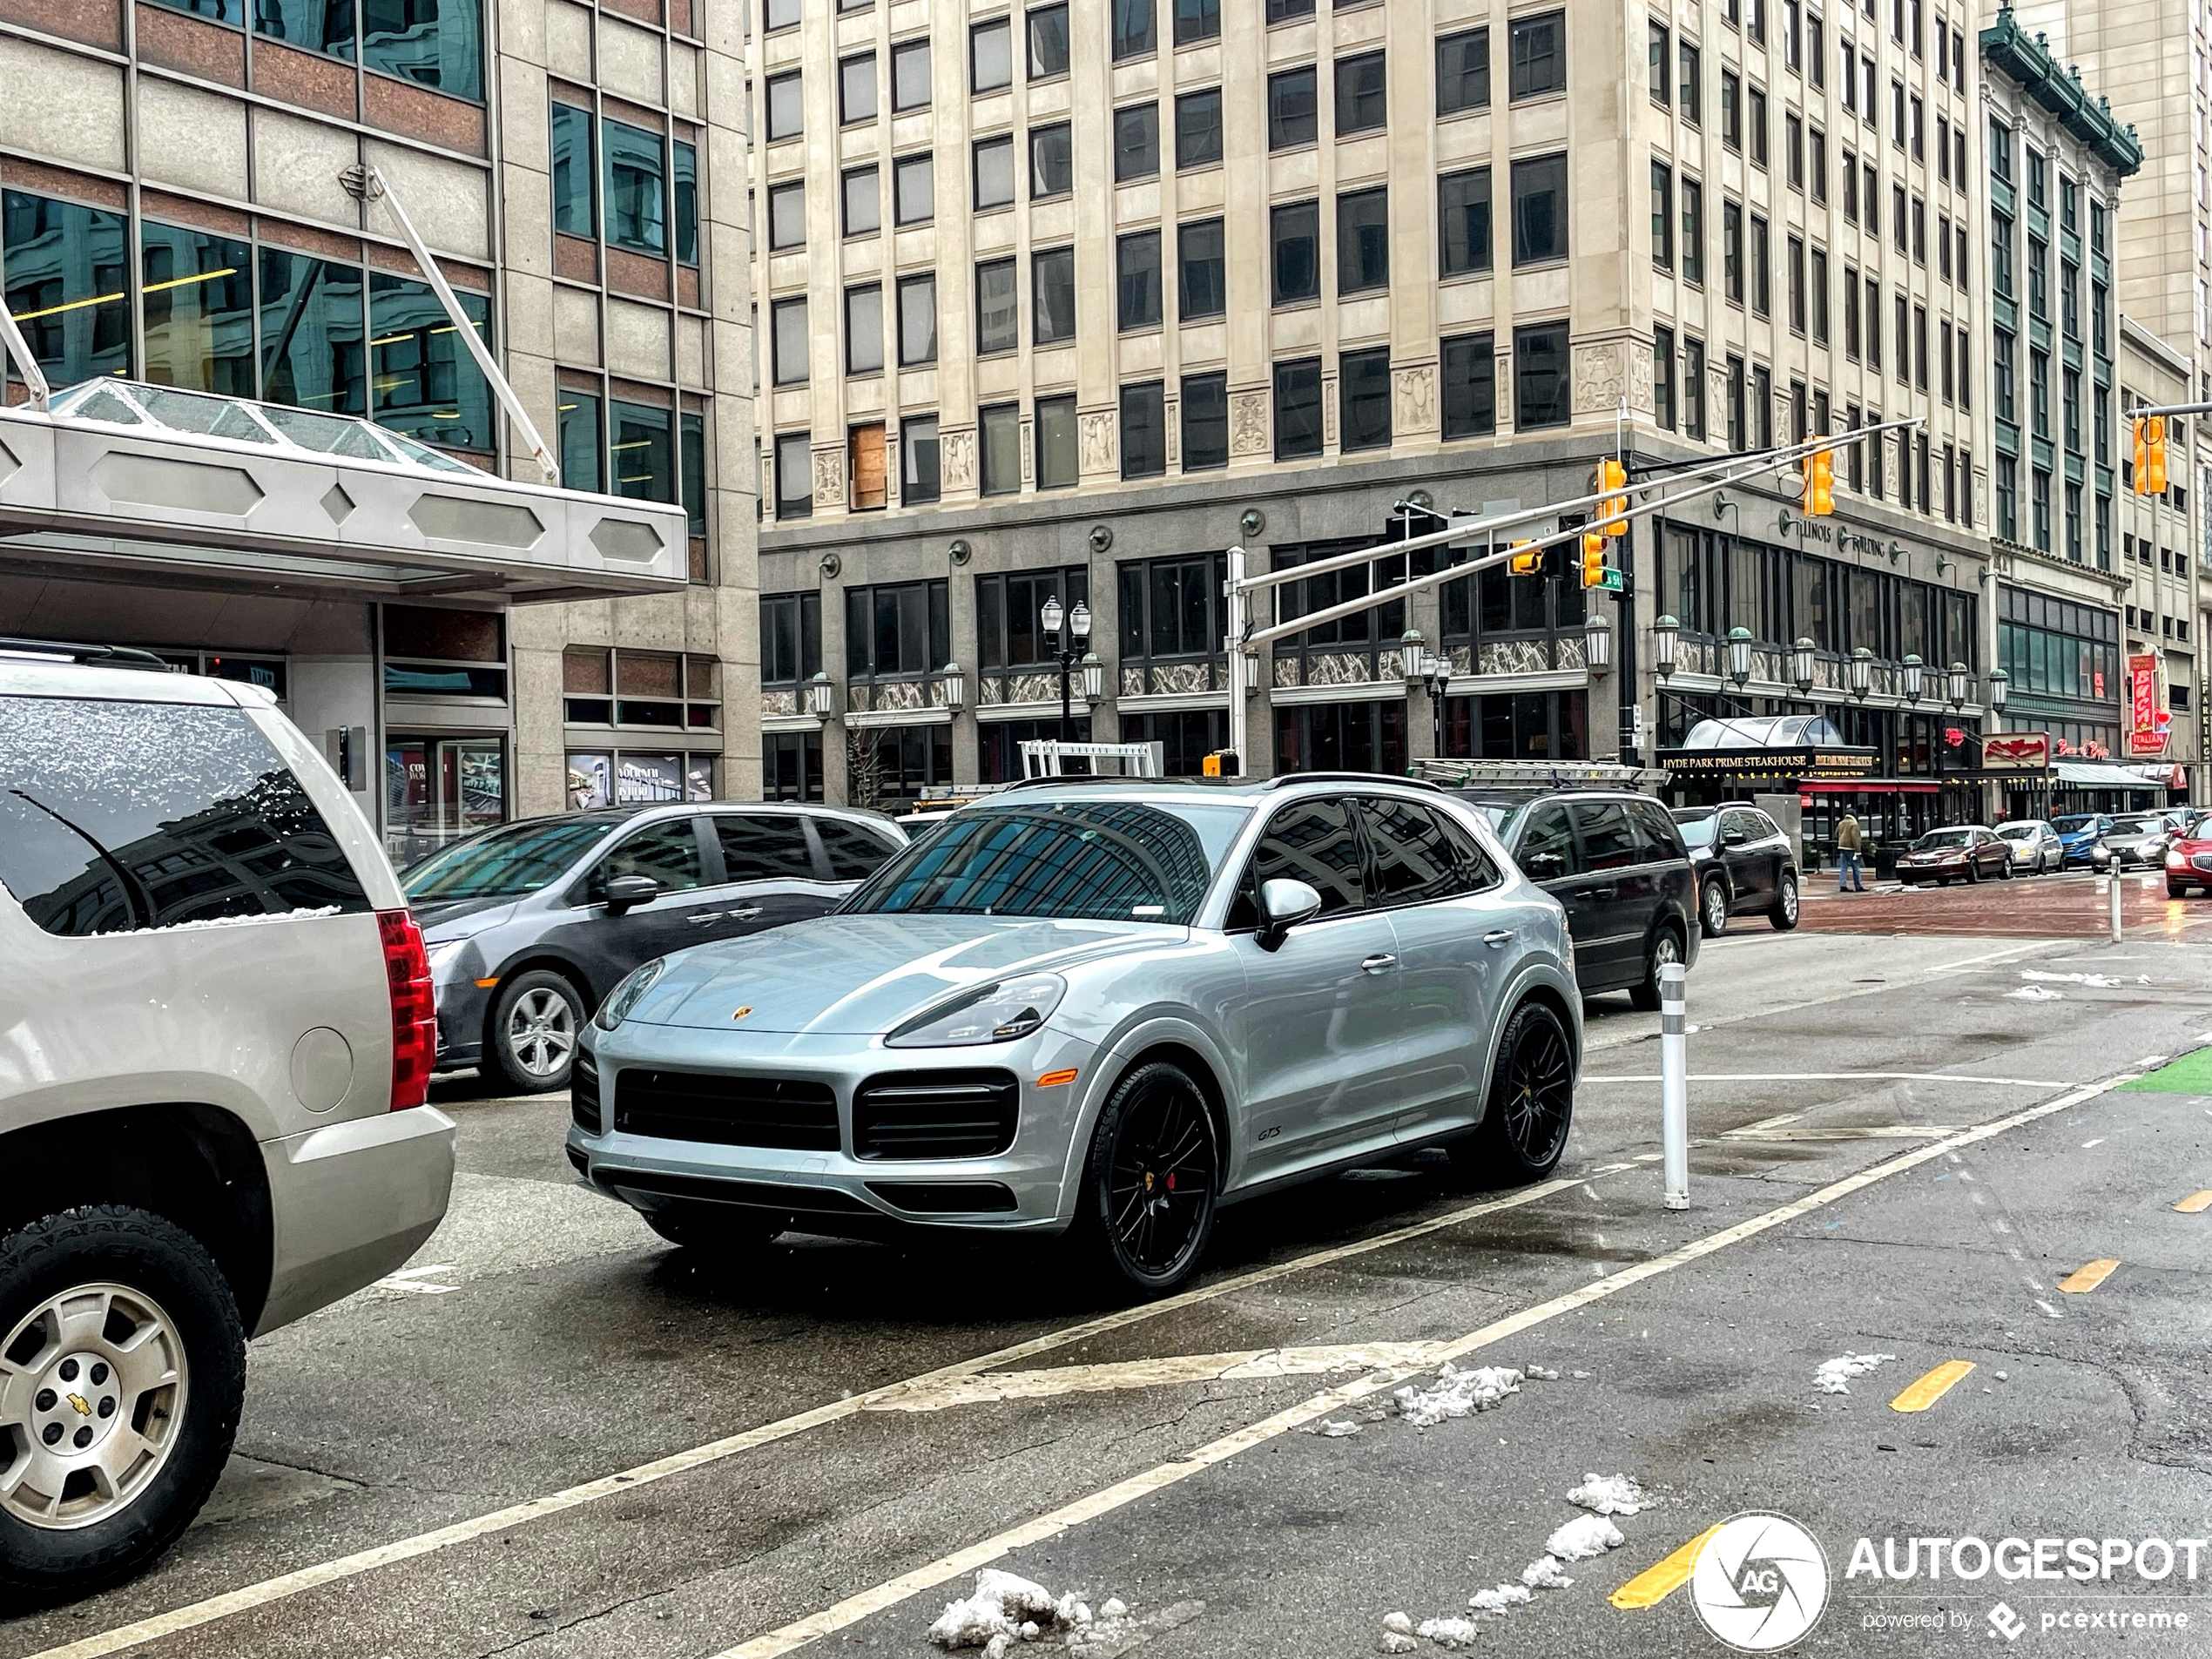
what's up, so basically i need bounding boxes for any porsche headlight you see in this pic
[886,973,1068,1048]
[595,957,668,1031]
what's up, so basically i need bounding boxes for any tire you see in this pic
[1452,1001,1576,1187]
[1965,859,1981,884]
[1698,878,1730,939]
[1628,923,1687,1012]
[1998,856,2013,880]
[0,1207,244,1604]
[637,1201,778,1255]
[1069,1060,1218,1298]
[487,969,585,1094]
[1768,872,1801,931]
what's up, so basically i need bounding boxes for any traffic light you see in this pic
[1581,531,1609,590]
[1508,539,1548,577]
[2134,415,2168,496]
[1595,458,1629,536]
[1803,447,1835,516]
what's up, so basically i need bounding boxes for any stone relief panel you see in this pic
[1393,364,1436,438]
[940,427,976,492]
[1079,409,1116,474]
[1320,375,1339,446]
[1479,638,1552,676]
[1272,655,1301,689]
[811,444,845,508]
[1229,389,1270,456]
[1573,341,1627,416]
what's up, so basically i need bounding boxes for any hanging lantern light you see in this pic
[1652,614,1680,679]
[1946,660,1970,709]
[1988,667,2010,711]
[1791,636,1817,695]
[1726,626,1755,687]
[1849,646,1874,701]
[940,661,967,712]
[1584,610,1613,671]
[1901,653,1925,705]
[1400,628,1426,688]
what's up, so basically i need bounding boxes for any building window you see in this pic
[1174,0,1220,45]
[979,403,1021,495]
[972,17,1013,91]
[1436,27,1490,113]
[1649,21,1670,105]
[1751,363,1773,447]
[765,71,802,140]
[894,152,934,225]
[1183,372,1229,469]
[842,166,880,238]
[1721,69,1742,150]
[1179,219,1226,318]
[1277,703,1408,778]
[1268,66,1318,149]
[1271,200,1321,304]
[1725,354,1746,448]
[1035,395,1077,489]
[1683,336,1706,438]
[902,415,941,504]
[1680,41,1702,122]
[975,257,1018,354]
[1338,187,1389,293]
[139,221,252,396]
[1339,348,1392,451]
[602,120,668,254]
[845,284,883,376]
[1274,357,1324,458]
[898,273,937,366]
[762,591,824,691]
[1122,381,1167,477]
[1723,199,1743,301]
[1033,246,1076,345]
[1510,153,1568,265]
[771,297,807,386]
[973,136,1015,210]
[1118,552,1228,693]
[762,732,824,803]
[550,103,595,237]
[557,388,601,492]
[1117,231,1162,330]
[610,399,674,502]
[893,38,931,110]
[1651,161,1673,269]
[1115,104,1160,181]
[768,179,806,249]
[1750,214,1770,315]
[1440,168,1493,277]
[1514,321,1571,429]
[1030,123,1073,198]
[1112,0,1155,59]
[1441,332,1495,438]
[1811,247,1828,342]
[1749,85,1768,165]
[1508,10,1565,100]
[1654,326,1676,430]
[1177,89,1224,167]
[774,433,812,519]
[1680,178,1703,285]
[1787,234,1805,332]
[846,582,949,682]
[840,52,878,125]
[1028,3,1069,77]
[848,423,887,510]
[1336,51,1386,133]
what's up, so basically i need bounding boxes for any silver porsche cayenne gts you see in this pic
[570,774,1582,1294]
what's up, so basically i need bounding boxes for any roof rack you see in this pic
[0,637,172,673]
[1264,771,1445,792]
[1408,758,1669,792]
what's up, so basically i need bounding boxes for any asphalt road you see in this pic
[6,894,2210,1659]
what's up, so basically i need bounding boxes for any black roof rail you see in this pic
[1264,771,1445,792]
[0,637,172,673]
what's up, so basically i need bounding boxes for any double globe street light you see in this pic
[1039,596,1101,743]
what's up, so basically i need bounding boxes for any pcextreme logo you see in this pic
[1691,1512,1832,1652]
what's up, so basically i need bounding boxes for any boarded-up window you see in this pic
[850,422,887,510]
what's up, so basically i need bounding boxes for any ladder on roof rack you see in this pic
[1407,757,1669,792]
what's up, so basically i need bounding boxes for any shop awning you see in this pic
[2054,760,2165,791]
[0,381,688,602]
[1661,715,1879,780]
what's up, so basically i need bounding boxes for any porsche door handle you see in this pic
[1483,930,1514,948]
[1360,953,1398,974]
[726,905,764,921]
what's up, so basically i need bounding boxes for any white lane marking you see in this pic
[369,1264,458,1296]
[867,1343,1447,1413]
[709,1065,2145,1659]
[1719,1126,1969,1142]
[1582,1072,2064,1087]
[22,1164,1637,1659]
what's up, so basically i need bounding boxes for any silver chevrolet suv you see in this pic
[0,644,455,1602]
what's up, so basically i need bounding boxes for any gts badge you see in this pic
[1257,1125,1281,1142]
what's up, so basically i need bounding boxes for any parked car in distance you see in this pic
[2163,813,2212,897]
[1669,803,1802,936]
[0,644,455,1600]
[403,803,907,1093]
[1449,787,1699,1008]
[2050,813,2113,867]
[2087,812,2173,872]
[573,776,1583,1296]
[1993,819,2065,875]
[1895,826,2014,886]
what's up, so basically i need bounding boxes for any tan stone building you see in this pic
[752,0,1993,835]
[0,0,759,863]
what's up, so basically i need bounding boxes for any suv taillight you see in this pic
[379,908,436,1111]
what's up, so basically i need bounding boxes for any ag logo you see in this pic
[1690,1512,1831,1652]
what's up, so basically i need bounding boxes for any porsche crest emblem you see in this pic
[732,1005,753,1020]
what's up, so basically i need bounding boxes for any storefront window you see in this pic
[3,190,131,390]
[369,273,492,454]
[763,731,824,800]
[386,736,506,868]
[564,751,711,807]
[1443,690,1587,760]
[1275,700,1406,775]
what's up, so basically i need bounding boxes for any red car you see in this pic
[2164,813,2212,897]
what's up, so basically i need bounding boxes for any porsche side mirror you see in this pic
[1256,877,1324,948]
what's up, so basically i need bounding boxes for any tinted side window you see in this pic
[1434,811,1504,893]
[591,819,704,894]
[1571,801,1640,871]
[715,814,814,880]
[1631,801,1688,859]
[0,696,370,937]
[1517,804,1576,878]
[1230,799,1366,927]
[1361,797,1456,904]
[817,817,900,880]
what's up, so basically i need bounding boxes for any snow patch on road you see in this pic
[1815,1352,1899,1394]
[1566,1472,1650,1516]
[1414,1616,1482,1647]
[2005,984,2066,1001]
[1544,1513,1628,1562]
[1379,1475,1639,1648]
[927,1571,1086,1650]
[1391,1364,1522,1427]
[1520,1555,1574,1590]
[2020,968,2123,988]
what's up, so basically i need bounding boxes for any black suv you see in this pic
[1447,787,1699,1009]
[1670,803,1803,936]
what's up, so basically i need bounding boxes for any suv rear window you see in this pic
[0,696,371,936]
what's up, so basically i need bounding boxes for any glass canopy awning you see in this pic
[0,381,690,601]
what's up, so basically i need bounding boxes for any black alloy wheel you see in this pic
[1082,1061,1217,1295]
[1454,1001,1576,1186]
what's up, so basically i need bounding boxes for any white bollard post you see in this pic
[1660,960,1689,1211]
[2109,868,2124,944]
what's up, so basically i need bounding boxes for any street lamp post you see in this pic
[1422,649,1452,759]
[1041,595,1091,743]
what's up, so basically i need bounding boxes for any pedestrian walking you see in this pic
[1835,812,1867,893]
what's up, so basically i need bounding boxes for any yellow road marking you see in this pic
[2059,1258,2121,1292]
[1609,1524,1725,1609]
[1889,1359,1976,1413]
[2175,1190,2212,1214]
